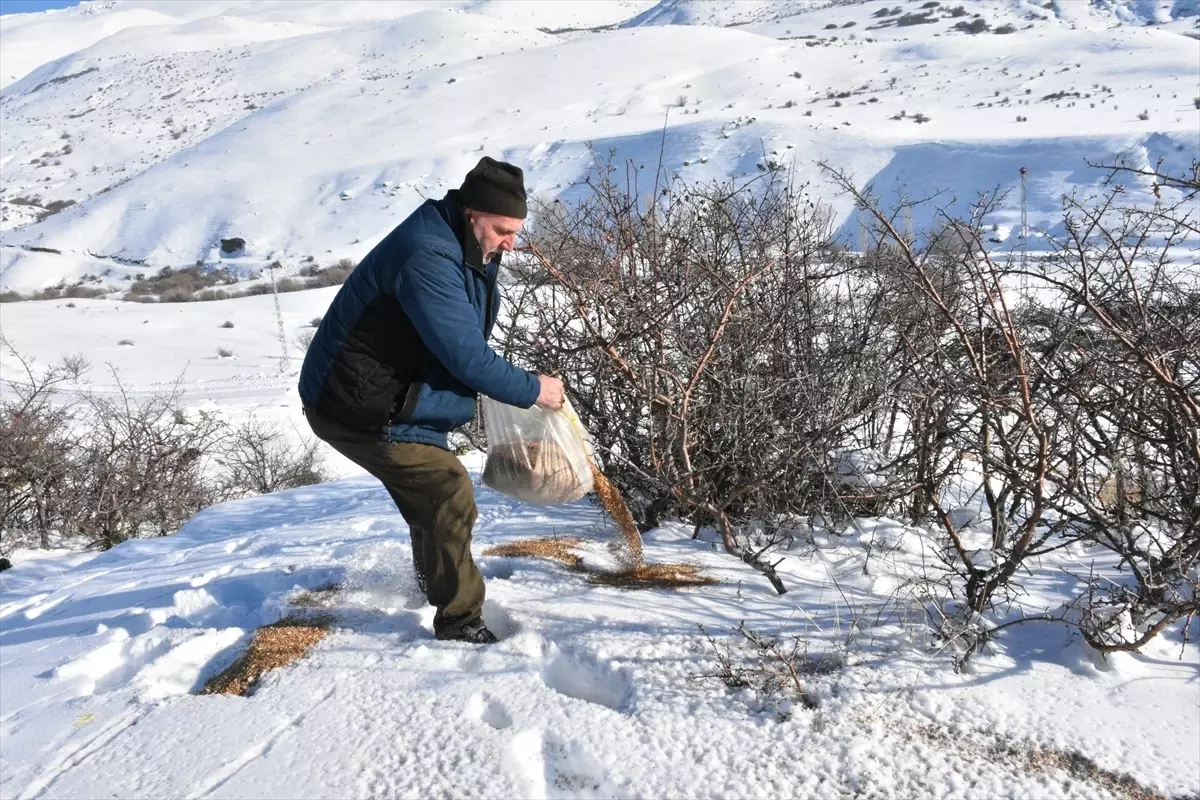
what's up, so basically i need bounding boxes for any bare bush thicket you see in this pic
[501,152,1197,656]
[294,329,317,354]
[1024,162,1199,653]
[0,345,329,552]
[505,159,907,593]
[828,159,1199,658]
[217,417,326,496]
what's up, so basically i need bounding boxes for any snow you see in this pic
[2,460,1197,798]
[1,0,1196,290]
[1,2,1199,797]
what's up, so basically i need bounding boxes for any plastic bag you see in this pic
[481,395,594,504]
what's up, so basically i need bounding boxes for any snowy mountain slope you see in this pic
[0,0,657,89]
[622,0,836,28]
[624,0,1200,29]
[1,0,1196,291]
[0,4,180,89]
[1,458,1196,799]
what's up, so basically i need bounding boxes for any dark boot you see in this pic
[434,618,498,644]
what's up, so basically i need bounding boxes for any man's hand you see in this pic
[535,374,564,410]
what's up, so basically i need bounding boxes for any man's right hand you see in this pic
[535,374,564,410]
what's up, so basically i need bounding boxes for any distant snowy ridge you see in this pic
[0,0,1196,292]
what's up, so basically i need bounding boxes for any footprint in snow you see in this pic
[507,728,612,800]
[539,644,632,714]
[463,692,513,730]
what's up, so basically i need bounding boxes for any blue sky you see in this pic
[0,0,82,15]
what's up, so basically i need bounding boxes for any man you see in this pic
[299,157,563,644]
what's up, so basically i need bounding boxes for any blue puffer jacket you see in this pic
[298,191,540,450]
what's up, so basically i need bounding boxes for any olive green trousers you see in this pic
[304,408,484,636]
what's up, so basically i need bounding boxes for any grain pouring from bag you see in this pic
[590,464,644,569]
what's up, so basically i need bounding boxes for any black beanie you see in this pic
[459,157,527,219]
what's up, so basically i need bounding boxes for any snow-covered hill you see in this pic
[0,0,1196,292]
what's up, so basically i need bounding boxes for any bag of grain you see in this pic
[481,395,594,504]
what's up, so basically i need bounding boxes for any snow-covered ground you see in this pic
[2,292,1197,798]
[2,454,1197,799]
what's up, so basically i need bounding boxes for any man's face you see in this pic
[466,210,524,261]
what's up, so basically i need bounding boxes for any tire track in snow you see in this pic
[18,708,145,800]
[190,684,338,798]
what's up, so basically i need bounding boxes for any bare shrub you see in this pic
[221,320,235,328]
[1022,158,1200,653]
[74,377,228,548]
[161,288,194,303]
[294,329,316,353]
[62,285,106,299]
[60,353,90,380]
[117,339,134,346]
[497,148,1196,658]
[823,155,1200,661]
[237,283,274,297]
[216,347,234,358]
[697,622,842,715]
[896,12,937,26]
[954,18,989,33]
[296,260,354,289]
[0,345,80,551]
[127,265,239,300]
[506,155,900,594]
[0,345,330,551]
[826,169,1082,662]
[215,417,329,496]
